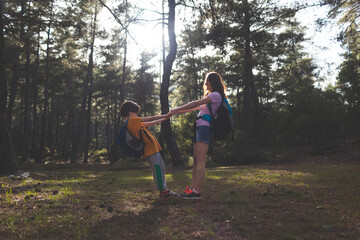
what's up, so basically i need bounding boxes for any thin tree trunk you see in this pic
[64,72,74,159]
[7,49,20,126]
[54,111,60,150]
[185,29,199,101]
[47,98,54,156]
[84,5,97,164]
[110,0,128,164]
[71,57,90,163]
[242,0,252,133]
[236,87,241,111]
[160,0,184,166]
[7,1,25,126]
[31,28,41,158]
[242,0,260,137]
[0,0,17,174]
[106,99,110,154]
[22,2,32,161]
[37,6,53,162]
[250,73,261,137]
[95,112,98,148]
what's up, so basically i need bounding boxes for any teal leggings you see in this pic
[146,152,167,191]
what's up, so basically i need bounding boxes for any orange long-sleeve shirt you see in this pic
[126,117,162,158]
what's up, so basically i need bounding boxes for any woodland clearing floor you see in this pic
[1,141,360,240]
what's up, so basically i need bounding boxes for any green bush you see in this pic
[172,112,197,163]
[210,135,268,166]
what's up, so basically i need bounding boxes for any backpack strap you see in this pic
[200,114,212,122]
[124,119,153,142]
[140,127,153,142]
[207,102,213,118]
[223,98,233,117]
[206,96,225,119]
[199,103,213,123]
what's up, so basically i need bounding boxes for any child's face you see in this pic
[129,112,138,117]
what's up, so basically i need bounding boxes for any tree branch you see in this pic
[97,0,138,45]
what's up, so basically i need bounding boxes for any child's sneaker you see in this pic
[159,190,179,199]
[180,189,202,199]
[159,190,170,199]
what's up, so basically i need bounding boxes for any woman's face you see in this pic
[204,77,213,91]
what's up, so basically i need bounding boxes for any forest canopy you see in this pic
[0,0,359,174]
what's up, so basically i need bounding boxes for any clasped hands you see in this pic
[163,107,180,119]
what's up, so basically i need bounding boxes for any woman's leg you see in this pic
[193,141,209,192]
[191,143,197,189]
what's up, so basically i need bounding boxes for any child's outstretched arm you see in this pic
[141,113,171,123]
[141,113,173,127]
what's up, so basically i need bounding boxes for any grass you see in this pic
[0,160,360,239]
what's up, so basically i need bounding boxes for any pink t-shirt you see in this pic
[196,92,222,127]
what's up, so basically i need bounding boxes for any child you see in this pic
[120,101,176,199]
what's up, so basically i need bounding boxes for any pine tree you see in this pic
[0,0,17,174]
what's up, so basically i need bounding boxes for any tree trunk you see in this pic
[37,6,52,163]
[106,99,110,153]
[47,98,54,156]
[84,5,97,164]
[110,0,128,164]
[0,0,17,174]
[242,0,260,137]
[22,11,32,162]
[250,73,261,137]
[0,113,17,174]
[31,29,41,158]
[7,1,26,126]
[63,72,74,159]
[160,0,184,166]
[7,49,20,126]
[186,29,200,101]
[54,111,60,153]
[241,0,252,133]
[95,112,98,148]
[71,54,90,163]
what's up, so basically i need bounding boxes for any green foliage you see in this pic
[336,52,360,134]
[172,112,197,163]
[209,136,268,166]
[3,0,360,168]
[263,88,346,147]
[130,52,158,117]
[324,0,360,50]
[172,111,268,166]
[91,148,108,162]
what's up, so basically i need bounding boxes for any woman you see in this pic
[171,72,226,199]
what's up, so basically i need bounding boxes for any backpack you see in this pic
[116,119,152,158]
[207,97,233,140]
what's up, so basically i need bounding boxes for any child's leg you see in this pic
[146,152,167,191]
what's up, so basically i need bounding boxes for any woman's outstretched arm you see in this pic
[175,106,200,114]
[171,96,211,114]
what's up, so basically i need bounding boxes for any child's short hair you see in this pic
[120,101,140,117]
